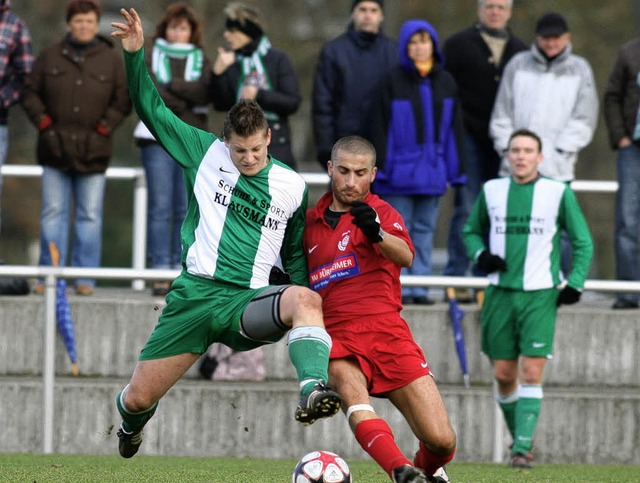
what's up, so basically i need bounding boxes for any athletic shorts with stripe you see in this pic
[328,312,430,397]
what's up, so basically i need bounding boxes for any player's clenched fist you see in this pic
[350,200,383,243]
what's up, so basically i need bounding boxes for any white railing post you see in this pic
[131,169,147,291]
[42,272,56,454]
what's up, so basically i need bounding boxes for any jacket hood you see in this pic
[398,19,443,70]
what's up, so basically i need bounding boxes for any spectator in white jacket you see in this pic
[490,12,598,182]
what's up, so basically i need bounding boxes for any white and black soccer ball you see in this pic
[292,450,352,483]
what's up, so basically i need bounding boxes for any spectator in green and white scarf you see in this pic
[133,2,212,297]
[211,2,301,170]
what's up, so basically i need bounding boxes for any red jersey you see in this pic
[304,192,415,327]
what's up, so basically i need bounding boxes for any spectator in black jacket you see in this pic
[442,0,527,301]
[210,2,300,170]
[312,0,396,169]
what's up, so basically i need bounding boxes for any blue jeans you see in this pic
[0,125,8,234]
[382,194,440,299]
[39,166,106,287]
[141,143,186,269]
[614,144,640,303]
[444,135,500,276]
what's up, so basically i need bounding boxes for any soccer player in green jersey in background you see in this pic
[463,128,593,469]
[110,8,340,459]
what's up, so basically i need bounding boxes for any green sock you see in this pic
[287,326,331,396]
[512,385,543,455]
[116,386,158,433]
[498,390,519,439]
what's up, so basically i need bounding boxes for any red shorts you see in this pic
[328,312,430,397]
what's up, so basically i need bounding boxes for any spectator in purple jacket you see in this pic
[367,19,466,305]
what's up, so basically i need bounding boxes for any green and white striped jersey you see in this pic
[124,49,309,288]
[463,176,593,291]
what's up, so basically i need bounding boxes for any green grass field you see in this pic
[1,454,639,482]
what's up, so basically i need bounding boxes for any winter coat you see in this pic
[603,37,640,149]
[490,43,599,181]
[210,43,300,169]
[312,24,397,166]
[134,46,211,143]
[21,35,131,173]
[368,19,466,196]
[442,23,527,146]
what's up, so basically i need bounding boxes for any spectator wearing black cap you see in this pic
[210,2,301,170]
[489,11,598,274]
[312,0,397,169]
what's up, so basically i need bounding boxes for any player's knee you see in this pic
[124,387,156,413]
[288,285,323,312]
[424,426,457,455]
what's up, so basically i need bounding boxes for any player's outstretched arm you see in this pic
[111,8,144,53]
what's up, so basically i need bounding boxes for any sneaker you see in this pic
[75,284,94,296]
[392,465,428,483]
[426,466,450,482]
[294,383,341,425]
[117,425,143,458]
[508,452,532,469]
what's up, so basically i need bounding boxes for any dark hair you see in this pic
[331,135,377,167]
[154,2,203,47]
[222,99,268,139]
[66,0,101,23]
[509,128,543,152]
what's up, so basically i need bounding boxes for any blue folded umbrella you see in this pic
[56,278,79,376]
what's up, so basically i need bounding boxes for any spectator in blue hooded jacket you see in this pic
[367,19,466,305]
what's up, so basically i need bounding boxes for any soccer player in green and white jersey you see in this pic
[110,8,340,459]
[463,128,593,469]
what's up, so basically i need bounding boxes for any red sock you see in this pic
[414,441,455,476]
[354,418,411,477]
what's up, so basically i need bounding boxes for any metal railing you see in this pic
[1,264,640,457]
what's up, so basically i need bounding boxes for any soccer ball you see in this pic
[292,450,352,483]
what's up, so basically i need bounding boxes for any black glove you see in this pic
[557,285,582,306]
[351,200,383,243]
[477,250,507,273]
[269,266,291,285]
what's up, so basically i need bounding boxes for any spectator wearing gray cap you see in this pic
[489,11,598,275]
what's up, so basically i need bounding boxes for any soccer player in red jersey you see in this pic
[304,136,456,483]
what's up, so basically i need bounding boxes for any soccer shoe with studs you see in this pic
[294,383,341,425]
[426,466,451,482]
[392,464,428,483]
[117,425,143,458]
[508,452,533,469]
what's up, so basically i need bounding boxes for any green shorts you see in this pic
[480,285,558,360]
[139,271,282,361]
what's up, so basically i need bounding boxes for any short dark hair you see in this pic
[155,3,203,47]
[66,0,101,23]
[509,128,543,152]
[331,135,377,167]
[222,99,268,139]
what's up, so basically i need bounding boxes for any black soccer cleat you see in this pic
[117,425,143,458]
[392,464,428,483]
[508,452,533,469]
[294,383,341,425]
[426,466,451,482]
